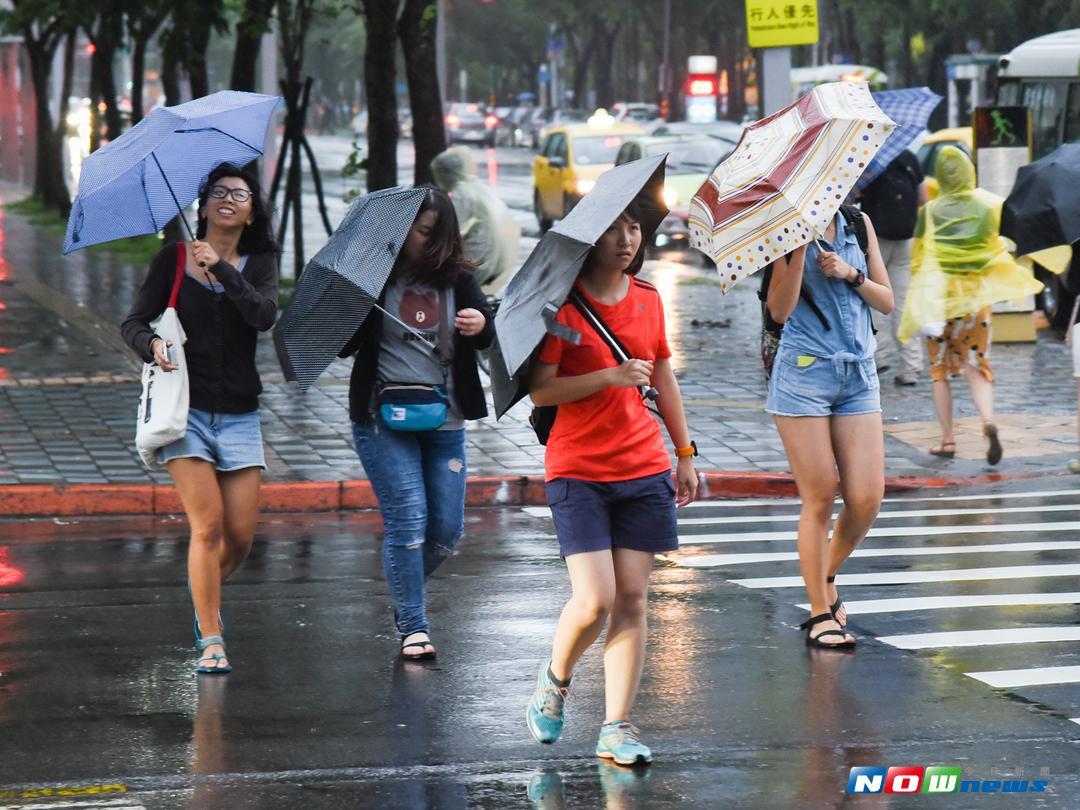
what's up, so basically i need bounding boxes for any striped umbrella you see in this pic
[689,81,895,293]
[854,87,942,192]
[64,91,281,253]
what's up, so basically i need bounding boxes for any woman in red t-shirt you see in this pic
[523,202,698,767]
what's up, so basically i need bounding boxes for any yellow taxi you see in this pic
[533,111,645,231]
[916,127,974,198]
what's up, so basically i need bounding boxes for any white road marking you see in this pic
[879,626,1080,650]
[729,563,1080,588]
[676,502,1080,526]
[679,521,1080,545]
[794,592,1080,614]
[965,665,1080,689]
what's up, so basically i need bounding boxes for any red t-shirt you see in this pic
[537,278,672,482]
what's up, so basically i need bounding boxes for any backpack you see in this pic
[859,151,922,240]
[758,205,870,381]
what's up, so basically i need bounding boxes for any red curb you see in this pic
[0,470,1058,517]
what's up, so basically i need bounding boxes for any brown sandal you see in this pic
[929,441,956,458]
[984,423,1002,465]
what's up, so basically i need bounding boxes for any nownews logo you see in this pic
[847,766,1050,795]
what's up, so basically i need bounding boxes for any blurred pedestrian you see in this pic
[121,163,279,674]
[899,146,1043,465]
[860,149,927,384]
[431,147,522,296]
[524,202,698,766]
[1063,259,1080,473]
[765,206,894,650]
[338,188,493,660]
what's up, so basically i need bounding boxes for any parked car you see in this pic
[532,120,646,231]
[611,102,661,125]
[528,108,588,149]
[615,135,734,246]
[494,106,534,147]
[446,102,497,146]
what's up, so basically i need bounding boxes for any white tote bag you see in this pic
[135,244,190,469]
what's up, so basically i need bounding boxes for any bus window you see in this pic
[1066,82,1080,144]
[997,80,1021,106]
[1023,81,1066,159]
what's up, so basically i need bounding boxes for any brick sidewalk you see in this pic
[2,182,1078,500]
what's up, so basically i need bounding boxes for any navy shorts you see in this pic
[545,471,678,558]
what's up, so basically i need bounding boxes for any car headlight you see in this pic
[576,179,596,194]
[662,185,679,207]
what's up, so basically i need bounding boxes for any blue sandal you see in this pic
[195,635,232,674]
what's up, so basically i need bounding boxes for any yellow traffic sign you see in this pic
[745,1,820,48]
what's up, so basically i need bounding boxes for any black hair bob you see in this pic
[581,198,647,277]
[195,162,279,256]
[397,186,475,289]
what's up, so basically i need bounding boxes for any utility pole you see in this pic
[437,0,447,106]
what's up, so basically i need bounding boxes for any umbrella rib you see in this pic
[174,126,261,152]
[150,152,196,241]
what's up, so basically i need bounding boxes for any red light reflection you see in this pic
[0,548,24,588]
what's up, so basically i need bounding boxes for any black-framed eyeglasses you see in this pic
[209,185,253,203]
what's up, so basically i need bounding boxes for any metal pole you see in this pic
[660,0,672,116]
[436,0,447,105]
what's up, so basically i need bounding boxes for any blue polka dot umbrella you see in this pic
[63,91,281,253]
[689,82,895,293]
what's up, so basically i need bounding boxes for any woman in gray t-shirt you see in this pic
[342,189,494,660]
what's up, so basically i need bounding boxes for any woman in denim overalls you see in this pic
[765,209,894,649]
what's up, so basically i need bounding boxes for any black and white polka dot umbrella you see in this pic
[273,186,427,391]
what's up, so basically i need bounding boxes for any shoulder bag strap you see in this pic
[168,243,186,309]
[435,285,452,370]
[568,288,659,404]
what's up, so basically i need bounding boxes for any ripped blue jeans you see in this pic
[352,419,467,637]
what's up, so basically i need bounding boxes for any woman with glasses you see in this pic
[121,162,279,674]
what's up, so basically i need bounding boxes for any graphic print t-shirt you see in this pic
[536,278,672,482]
[376,278,462,430]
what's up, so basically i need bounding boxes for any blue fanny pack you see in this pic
[378,383,449,431]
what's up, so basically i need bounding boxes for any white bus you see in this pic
[997,29,1080,159]
[996,29,1080,327]
[790,64,888,99]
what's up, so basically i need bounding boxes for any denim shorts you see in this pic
[546,471,678,558]
[158,408,266,471]
[766,349,881,417]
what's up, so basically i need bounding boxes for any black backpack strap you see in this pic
[760,255,830,332]
[568,288,659,403]
[799,284,831,331]
[841,204,870,261]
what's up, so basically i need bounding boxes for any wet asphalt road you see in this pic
[1,481,1080,808]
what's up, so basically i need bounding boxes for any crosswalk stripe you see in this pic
[676,502,1080,526]
[680,521,1080,545]
[794,592,1080,614]
[965,665,1080,688]
[1072,718,1080,726]
[522,488,1080,519]
[729,563,1080,588]
[667,540,1080,567]
[878,626,1080,650]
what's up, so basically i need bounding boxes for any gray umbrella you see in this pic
[274,186,427,391]
[491,154,668,418]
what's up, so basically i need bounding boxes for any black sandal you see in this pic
[827,575,846,627]
[799,612,856,650]
[401,632,436,660]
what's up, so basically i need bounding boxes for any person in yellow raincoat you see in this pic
[899,145,1043,465]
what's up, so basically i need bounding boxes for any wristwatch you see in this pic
[847,270,866,288]
[675,441,698,459]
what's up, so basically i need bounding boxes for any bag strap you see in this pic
[759,254,831,332]
[840,205,870,261]
[568,288,630,363]
[168,243,186,309]
[435,287,451,367]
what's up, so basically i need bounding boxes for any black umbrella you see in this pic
[274,186,427,390]
[1001,143,1080,257]
[491,154,668,418]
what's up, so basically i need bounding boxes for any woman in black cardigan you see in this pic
[340,188,493,660]
[121,163,278,675]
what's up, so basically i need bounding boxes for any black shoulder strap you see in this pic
[568,288,631,363]
[840,204,869,259]
[759,253,831,332]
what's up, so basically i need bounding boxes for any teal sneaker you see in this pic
[595,721,652,766]
[525,661,569,744]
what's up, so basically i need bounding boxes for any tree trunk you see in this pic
[161,27,182,105]
[23,29,70,214]
[360,0,399,191]
[187,21,213,99]
[89,16,123,141]
[398,0,445,186]
[590,21,620,110]
[231,0,274,91]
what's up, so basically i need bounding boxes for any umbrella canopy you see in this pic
[1001,143,1080,257]
[854,87,942,192]
[491,154,667,418]
[689,81,895,293]
[64,91,281,253]
[273,186,427,391]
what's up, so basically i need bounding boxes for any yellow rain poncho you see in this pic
[431,147,522,295]
[898,146,1043,343]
